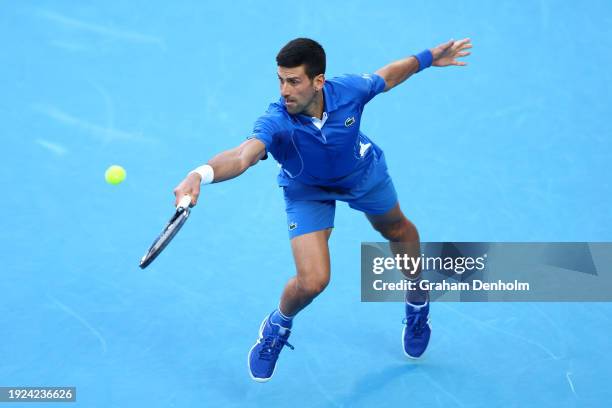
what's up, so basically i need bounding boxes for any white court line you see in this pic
[36,139,67,155]
[566,371,577,396]
[438,303,564,361]
[48,40,89,52]
[36,9,166,49]
[48,296,107,353]
[33,103,156,144]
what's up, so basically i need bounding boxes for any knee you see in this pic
[296,271,330,299]
[375,218,419,242]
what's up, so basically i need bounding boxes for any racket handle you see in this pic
[177,195,192,210]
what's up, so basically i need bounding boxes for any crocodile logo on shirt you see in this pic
[345,116,356,127]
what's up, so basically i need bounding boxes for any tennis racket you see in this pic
[139,195,192,269]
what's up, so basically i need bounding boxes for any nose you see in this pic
[280,82,290,98]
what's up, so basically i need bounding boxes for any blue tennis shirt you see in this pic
[251,73,386,189]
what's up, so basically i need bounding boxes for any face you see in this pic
[277,65,324,115]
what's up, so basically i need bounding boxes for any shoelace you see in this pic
[403,313,428,338]
[258,334,294,361]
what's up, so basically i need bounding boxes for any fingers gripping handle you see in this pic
[177,195,192,210]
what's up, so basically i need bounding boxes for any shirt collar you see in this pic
[310,111,328,130]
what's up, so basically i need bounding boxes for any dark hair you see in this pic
[276,38,326,79]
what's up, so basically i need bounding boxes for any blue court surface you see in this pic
[2,1,612,407]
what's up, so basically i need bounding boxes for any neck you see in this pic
[303,90,325,119]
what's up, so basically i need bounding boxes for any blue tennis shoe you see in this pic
[248,313,294,382]
[402,300,431,358]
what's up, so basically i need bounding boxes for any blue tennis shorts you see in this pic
[283,149,398,239]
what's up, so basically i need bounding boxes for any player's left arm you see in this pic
[375,38,472,92]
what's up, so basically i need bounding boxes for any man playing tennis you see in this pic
[173,38,471,382]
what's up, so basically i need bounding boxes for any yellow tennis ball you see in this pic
[105,165,126,185]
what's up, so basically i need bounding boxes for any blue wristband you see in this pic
[414,49,433,72]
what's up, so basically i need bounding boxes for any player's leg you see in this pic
[366,203,426,304]
[365,204,431,359]
[248,196,335,382]
[366,204,431,361]
[345,149,426,302]
[345,147,431,359]
[248,228,333,382]
[280,227,333,316]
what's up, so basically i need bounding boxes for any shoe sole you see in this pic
[402,322,431,359]
[247,316,276,383]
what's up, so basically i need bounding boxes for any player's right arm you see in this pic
[173,138,267,206]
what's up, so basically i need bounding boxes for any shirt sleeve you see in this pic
[335,73,386,105]
[247,113,281,160]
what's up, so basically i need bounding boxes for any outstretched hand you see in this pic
[431,38,472,67]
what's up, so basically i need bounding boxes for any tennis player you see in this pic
[173,38,471,382]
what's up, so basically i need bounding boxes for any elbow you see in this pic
[375,68,394,92]
[235,138,265,173]
[382,78,394,92]
[239,157,251,173]
[238,153,258,173]
[378,74,394,92]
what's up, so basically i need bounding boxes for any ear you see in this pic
[314,74,325,91]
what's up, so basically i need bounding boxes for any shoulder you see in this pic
[326,73,385,104]
[255,101,293,128]
[327,73,383,89]
[327,73,384,96]
[252,101,295,142]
